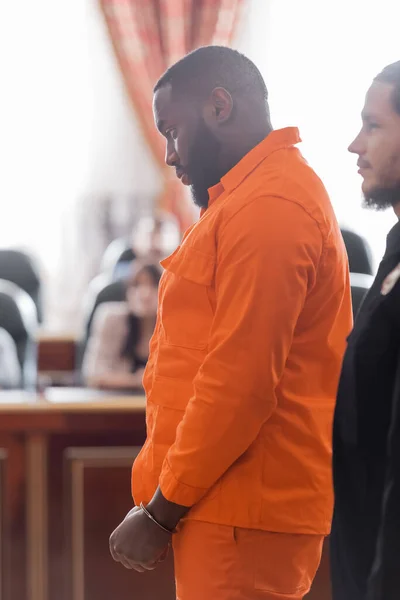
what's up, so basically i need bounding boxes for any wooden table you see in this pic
[36,332,78,378]
[0,388,175,600]
[0,388,331,600]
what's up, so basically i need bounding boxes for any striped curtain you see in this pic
[99,0,245,231]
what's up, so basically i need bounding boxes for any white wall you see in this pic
[0,0,160,252]
[0,0,161,330]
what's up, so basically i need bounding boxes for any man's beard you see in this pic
[186,119,222,209]
[363,185,400,211]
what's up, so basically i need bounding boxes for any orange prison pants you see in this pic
[173,521,324,600]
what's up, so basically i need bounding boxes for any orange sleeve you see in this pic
[159,196,323,506]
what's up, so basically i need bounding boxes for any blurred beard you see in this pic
[363,185,400,211]
[186,118,222,209]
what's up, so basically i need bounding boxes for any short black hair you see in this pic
[154,46,268,105]
[375,61,400,114]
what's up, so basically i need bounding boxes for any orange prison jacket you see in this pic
[132,127,353,535]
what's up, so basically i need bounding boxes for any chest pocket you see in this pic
[160,244,215,350]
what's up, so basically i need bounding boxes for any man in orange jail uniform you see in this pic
[109,46,353,599]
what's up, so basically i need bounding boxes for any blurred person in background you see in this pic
[0,327,21,389]
[132,210,181,263]
[109,46,352,600]
[114,211,181,282]
[331,61,400,600]
[83,263,161,390]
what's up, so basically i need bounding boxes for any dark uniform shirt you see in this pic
[331,220,400,600]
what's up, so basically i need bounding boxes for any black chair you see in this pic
[341,228,374,276]
[340,228,374,318]
[0,249,43,322]
[76,274,126,371]
[350,272,374,317]
[100,238,136,282]
[0,279,38,389]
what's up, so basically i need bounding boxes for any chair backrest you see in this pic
[350,272,374,318]
[76,274,126,370]
[0,279,38,388]
[0,249,43,322]
[112,251,136,282]
[100,238,136,281]
[341,229,374,276]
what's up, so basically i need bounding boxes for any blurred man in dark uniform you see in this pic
[331,60,400,600]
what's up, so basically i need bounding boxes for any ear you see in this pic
[209,87,233,124]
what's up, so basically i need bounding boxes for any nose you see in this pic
[165,139,179,167]
[348,130,365,155]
